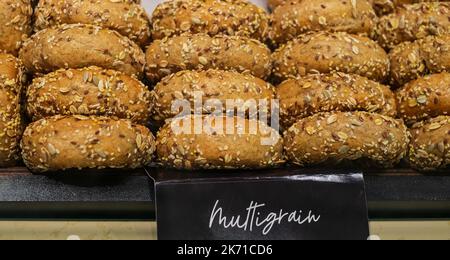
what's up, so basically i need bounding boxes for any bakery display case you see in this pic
[0,0,449,240]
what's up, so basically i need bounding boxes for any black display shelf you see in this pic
[0,167,449,220]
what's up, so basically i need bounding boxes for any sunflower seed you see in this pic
[199,56,208,65]
[337,132,348,141]
[429,123,442,130]
[327,115,337,125]
[306,126,316,135]
[47,143,58,156]
[136,134,143,150]
[417,95,427,104]
[408,99,418,107]
[65,70,74,79]
[375,118,383,126]
[59,87,70,94]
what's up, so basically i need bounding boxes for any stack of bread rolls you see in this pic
[0,0,31,167]
[268,0,409,169]
[268,0,449,171]
[15,0,156,173]
[0,0,447,173]
[0,54,26,167]
[148,0,284,170]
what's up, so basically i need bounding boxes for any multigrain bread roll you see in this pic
[0,53,26,94]
[0,87,22,167]
[151,0,269,42]
[268,0,441,15]
[21,116,156,173]
[371,0,449,16]
[0,0,33,56]
[284,111,409,168]
[269,0,377,46]
[26,67,152,124]
[151,69,275,125]
[375,3,450,50]
[390,34,450,86]
[156,115,284,170]
[277,73,397,128]
[145,34,272,83]
[34,0,151,47]
[408,116,449,171]
[396,73,450,125]
[272,32,389,83]
[0,54,24,167]
[19,24,145,78]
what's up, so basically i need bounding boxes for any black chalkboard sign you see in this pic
[149,168,369,240]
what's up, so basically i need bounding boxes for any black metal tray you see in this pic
[0,167,449,220]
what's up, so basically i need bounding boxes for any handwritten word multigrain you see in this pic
[209,200,321,236]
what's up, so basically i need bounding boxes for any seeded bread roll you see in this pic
[268,0,441,15]
[145,34,272,83]
[390,34,450,86]
[0,53,25,94]
[396,73,450,125]
[278,73,397,128]
[156,115,284,170]
[0,87,22,167]
[151,0,269,42]
[19,24,145,78]
[284,111,409,168]
[0,0,33,56]
[34,0,151,47]
[272,32,389,83]
[268,0,392,14]
[269,0,377,46]
[408,116,449,171]
[389,41,423,87]
[26,67,152,124]
[151,69,275,125]
[21,115,156,173]
[371,0,447,16]
[0,54,24,166]
[375,3,450,50]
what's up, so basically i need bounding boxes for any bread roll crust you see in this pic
[151,0,269,42]
[145,34,272,83]
[390,34,450,86]
[408,116,450,171]
[21,116,156,173]
[0,0,33,56]
[0,53,25,94]
[284,111,409,168]
[19,24,145,78]
[151,69,275,125]
[0,87,22,167]
[156,115,284,170]
[375,2,450,50]
[269,0,376,45]
[278,73,397,128]
[0,54,24,166]
[26,67,152,124]
[397,73,450,125]
[34,0,151,47]
[272,32,389,83]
